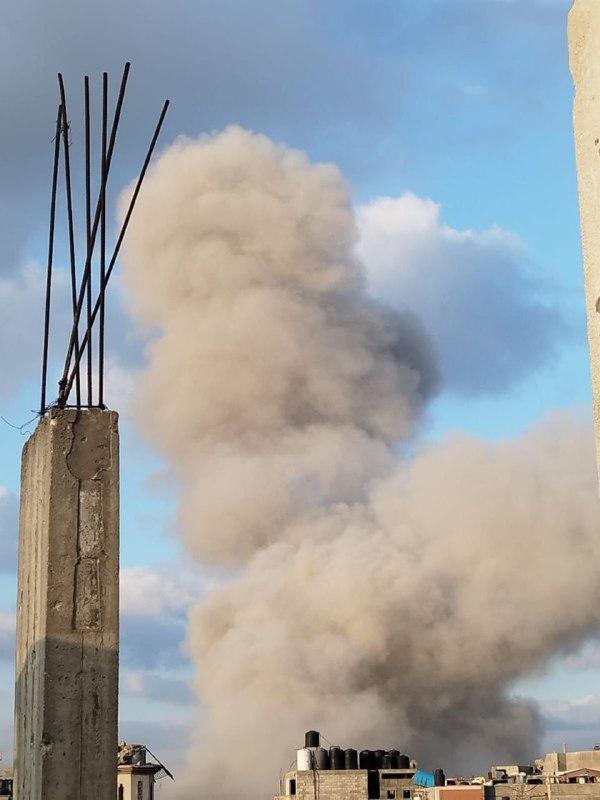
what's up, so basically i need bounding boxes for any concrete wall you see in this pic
[13,408,119,800]
[117,767,156,800]
[279,769,413,800]
[569,0,600,478]
[299,770,369,800]
[564,753,600,772]
[545,753,568,775]
[489,784,600,800]
[543,752,600,775]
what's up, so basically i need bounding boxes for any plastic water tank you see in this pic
[314,747,330,770]
[374,750,386,768]
[330,747,345,770]
[297,749,313,771]
[305,731,320,748]
[345,749,358,770]
[398,754,410,769]
[388,750,400,769]
[434,769,446,787]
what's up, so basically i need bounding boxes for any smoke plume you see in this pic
[121,127,600,797]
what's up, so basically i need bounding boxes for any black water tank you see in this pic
[388,750,400,769]
[374,750,386,768]
[305,731,320,748]
[345,749,358,770]
[381,753,392,769]
[434,769,446,787]
[330,747,345,770]
[315,747,330,770]
[398,754,410,769]
[360,750,374,770]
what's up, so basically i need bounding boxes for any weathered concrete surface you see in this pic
[569,0,600,479]
[13,408,119,800]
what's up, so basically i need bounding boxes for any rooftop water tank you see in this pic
[314,747,329,770]
[330,747,344,770]
[297,749,313,772]
[360,750,374,770]
[305,731,320,748]
[345,749,358,770]
[388,750,400,769]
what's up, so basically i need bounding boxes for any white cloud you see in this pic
[543,694,600,731]
[122,670,196,707]
[0,487,18,574]
[120,563,206,619]
[0,610,15,661]
[357,193,567,395]
[121,615,189,670]
[0,260,140,406]
[0,262,64,403]
[562,639,600,672]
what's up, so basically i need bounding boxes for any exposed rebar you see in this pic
[43,63,167,411]
[58,62,131,407]
[63,99,170,399]
[84,75,93,406]
[40,104,63,415]
[99,72,108,408]
[58,75,82,407]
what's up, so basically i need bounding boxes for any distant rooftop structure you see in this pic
[542,746,600,776]
[117,741,174,800]
[275,730,429,800]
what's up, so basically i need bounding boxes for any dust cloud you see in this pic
[120,127,600,797]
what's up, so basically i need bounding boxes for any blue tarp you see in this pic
[413,770,435,787]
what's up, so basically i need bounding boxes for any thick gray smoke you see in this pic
[121,127,600,798]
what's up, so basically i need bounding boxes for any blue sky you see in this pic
[1,0,599,786]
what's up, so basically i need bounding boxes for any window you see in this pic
[403,792,411,799]
[138,779,144,799]
[289,779,296,795]
[118,785,124,800]
[387,790,396,799]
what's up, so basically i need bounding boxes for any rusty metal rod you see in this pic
[84,75,93,406]
[57,75,82,408]
[99,72,108,408]
[58,62,131,406]
[40,104,63,415]
[64,99,170,399]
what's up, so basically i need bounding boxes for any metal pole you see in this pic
[99,72,108,408]
[57,75,82,407]
[84,75,93,406]
[58,62,131,407]
[40,105,63,415]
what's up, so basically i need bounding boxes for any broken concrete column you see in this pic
[569,0,600,478]
[13,408,119,800]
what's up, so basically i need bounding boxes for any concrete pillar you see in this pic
[569,0,600,478]
[13,408,119,799]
